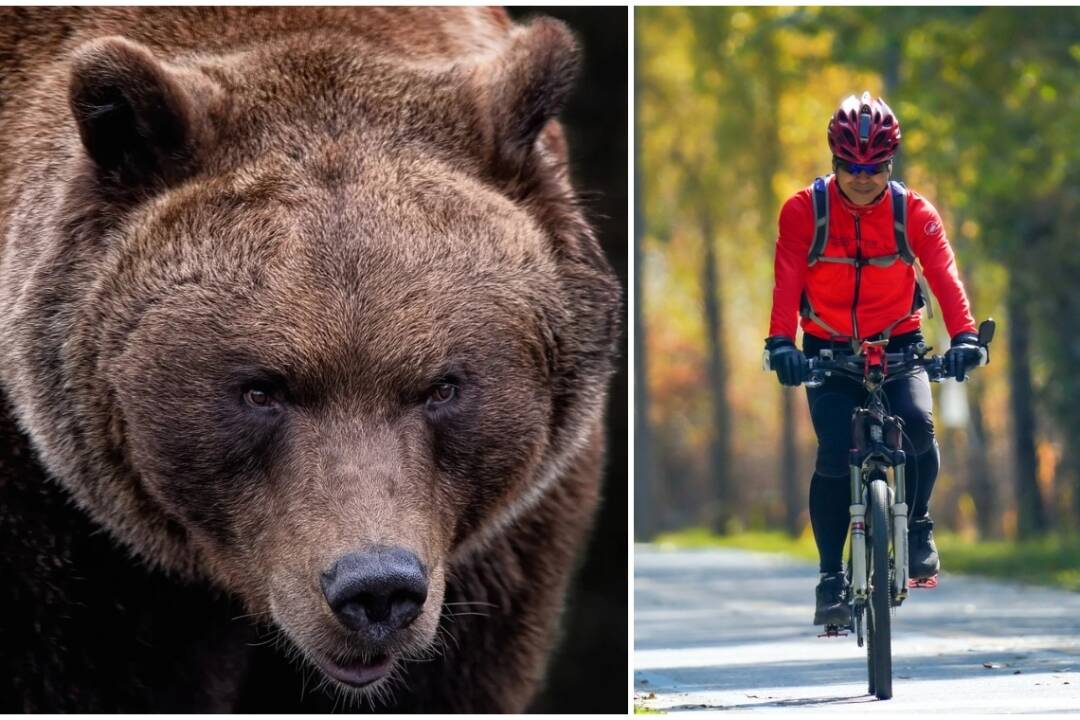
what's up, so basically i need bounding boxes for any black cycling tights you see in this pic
[803,332,939,574]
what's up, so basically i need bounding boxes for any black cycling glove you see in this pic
[944,332,982,381]
[764,336,808,387]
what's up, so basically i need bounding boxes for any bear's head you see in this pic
[2,18,619,694]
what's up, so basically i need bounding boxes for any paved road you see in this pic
[635,546,1080,713]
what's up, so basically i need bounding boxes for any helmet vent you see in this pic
[858,112,871,142]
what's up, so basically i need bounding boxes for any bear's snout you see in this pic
[320,546,429,636]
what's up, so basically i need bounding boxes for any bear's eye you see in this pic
[243,386,280,410]
[425,381,458,410]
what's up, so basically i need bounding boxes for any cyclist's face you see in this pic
[835,164,891,206]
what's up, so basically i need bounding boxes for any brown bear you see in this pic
[0,7,621,712]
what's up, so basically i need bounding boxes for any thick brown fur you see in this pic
[0,8,620,712]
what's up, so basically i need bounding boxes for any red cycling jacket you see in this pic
[769,178,976,342]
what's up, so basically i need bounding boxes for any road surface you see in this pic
[635,546,1080,712]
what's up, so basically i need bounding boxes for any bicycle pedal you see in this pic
[908,575,938,589]
[817,625,850,638]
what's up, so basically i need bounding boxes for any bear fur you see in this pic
[0,7,620,712]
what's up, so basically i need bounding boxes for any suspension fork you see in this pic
[849,451,868,603]
[849,407,872,604]
[891,461,909,601]
[887,417,909,600]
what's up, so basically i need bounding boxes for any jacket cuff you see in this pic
[950,332,979,347]
[765,336,795,351]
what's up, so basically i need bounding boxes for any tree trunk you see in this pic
[701,206,733,533]
[1007,284,1046,538]
[883,33,904,179]
[966,383,998,538]
[956,253,996,539]
[781,392,800,534]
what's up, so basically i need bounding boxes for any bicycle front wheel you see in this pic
[866,477,893,699]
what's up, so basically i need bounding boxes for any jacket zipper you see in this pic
[851,214,862,340]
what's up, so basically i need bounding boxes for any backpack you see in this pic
[800,175,934,341]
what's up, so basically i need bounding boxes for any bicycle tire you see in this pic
[867,477,893,699]
[866,609,874,695]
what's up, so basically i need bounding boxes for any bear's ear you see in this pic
[483,18,579,170]
[68,36,219,190]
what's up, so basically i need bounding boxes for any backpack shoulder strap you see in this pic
[891,179,936,319]
[807,175,831,266]
[889,179,915,264]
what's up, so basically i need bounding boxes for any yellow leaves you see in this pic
[961,219,980,240]
[731,10,751,32]
[959,45,983,69]
[904,129,928,155]
[959,163,978,187]
[1020,67,1039,90]
[778,26,832,64]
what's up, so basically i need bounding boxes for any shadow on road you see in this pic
[660,694,877,712]
[639,645,1078,693]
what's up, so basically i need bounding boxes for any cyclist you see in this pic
[763,92,983,626]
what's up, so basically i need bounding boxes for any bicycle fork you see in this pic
[892,460,909,600]
[849,454,910,605]
[848,463,868,604]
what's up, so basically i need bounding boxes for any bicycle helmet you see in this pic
[827,91,901,163]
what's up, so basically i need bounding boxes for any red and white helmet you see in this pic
[827,92,901,163]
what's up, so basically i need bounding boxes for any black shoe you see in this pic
[909,516,940,580]
[813,572,850,626]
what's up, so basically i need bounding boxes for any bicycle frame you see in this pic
[807,339,945,623]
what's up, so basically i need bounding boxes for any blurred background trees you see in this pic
[636,7,1080,542]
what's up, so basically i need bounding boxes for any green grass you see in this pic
[653,527,819,562]
[941,533,1080,591]
[633,704,666,714]
[650,527,1080,592]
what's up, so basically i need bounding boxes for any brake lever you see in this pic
[925,356,947,383]
[977,317,995,367]
[803,357,823,388]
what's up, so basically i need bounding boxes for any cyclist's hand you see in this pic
[764,336,808,387]
[944,332,981,381]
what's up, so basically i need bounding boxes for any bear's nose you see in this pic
[320,547,428,633]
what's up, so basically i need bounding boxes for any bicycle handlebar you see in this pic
[804,350,947,388]
[803,317,996,388]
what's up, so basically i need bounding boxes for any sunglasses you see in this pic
[835,158,891,176]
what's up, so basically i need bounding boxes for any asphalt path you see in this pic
[635,546,1080,713]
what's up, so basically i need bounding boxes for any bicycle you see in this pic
[803,319,995,700]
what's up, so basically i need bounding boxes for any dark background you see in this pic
[508,7,628,714]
